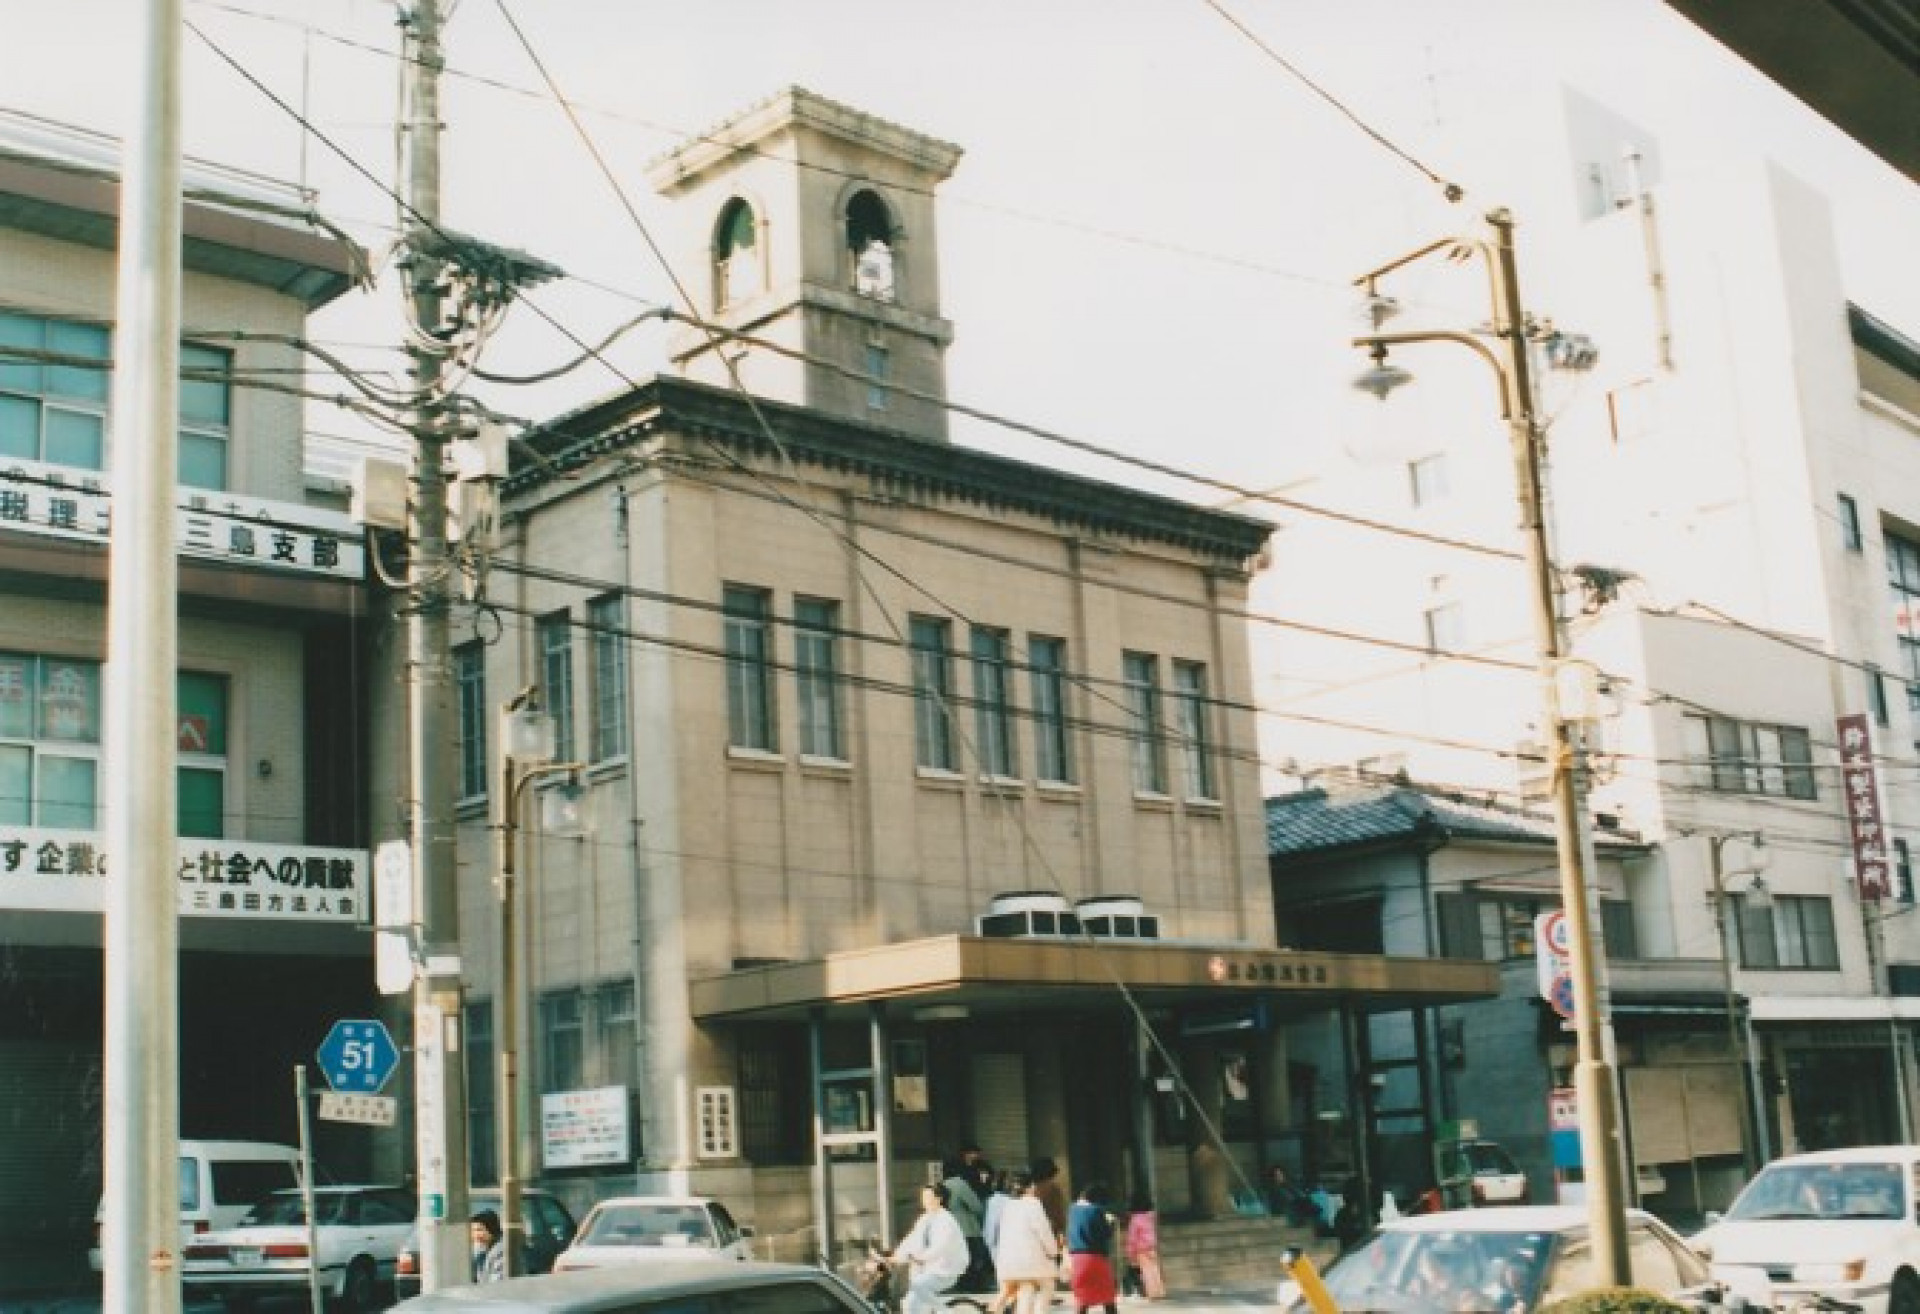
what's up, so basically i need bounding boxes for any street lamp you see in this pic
[497,694,585,1277]
[1351,209,1631,1286]
[1702,831,1772,1175]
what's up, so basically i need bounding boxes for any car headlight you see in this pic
[1792,1259,1867,1285]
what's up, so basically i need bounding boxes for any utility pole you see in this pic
[101,2,183,1310]
[399,0,471,1290]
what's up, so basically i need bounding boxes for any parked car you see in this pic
[89,1138,316,1273]
[552,1197,753,1272]
[1448,1139,1532,1207]
[389,1259,867,1311]
[1279,1204,1758,1314]
[1691,1145,1920,1314]
[395,1188,580,1298]
[181,1183,417,1312]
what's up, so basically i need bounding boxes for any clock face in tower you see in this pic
[855,238,896,302]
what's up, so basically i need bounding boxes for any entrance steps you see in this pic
[1155,1214,1333,1294]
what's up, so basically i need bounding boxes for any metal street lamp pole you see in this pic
[496,701,582,1278]
[1705,834,1760,1177]
[1353,209,1630,1285]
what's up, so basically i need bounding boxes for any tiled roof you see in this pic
[1264,784,1643,856]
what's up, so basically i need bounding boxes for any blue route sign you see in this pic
[317,1019,400,1094]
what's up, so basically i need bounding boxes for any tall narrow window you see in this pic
[909,616,955,771]
[1838,493,1864,553]
[454,641,487,800]
[595,980,637,1091]
[1029,636,1072,784]
[1408,454,1449,507]
[1869,664,1891,728]
[1424,601,1466,654]
[714,199,763,308]
[723,585,776,752]
[464,1001,496,1185]
[539,989,585,1093]
[847,189,897,302]
[1122,651,1166,794]
[1172,660,1215,801]
[794,598,844,760]
[178,342,231,490]
[539,611,576,764]
[1888,532,1920,721]
[587,594,629,762]
[971,627,1017,778]
[176,671,227,838]
[865,342,891,412]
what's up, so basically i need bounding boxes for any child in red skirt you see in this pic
[1066,1182,1118,1314]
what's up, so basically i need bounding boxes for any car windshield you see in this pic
[1724,1163,1906,1222]
[1310,1228,1553,1314]
[581,1204,712,1248]
[243,1193,349,1227]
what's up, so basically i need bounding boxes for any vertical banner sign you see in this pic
[1838,713,1890,900]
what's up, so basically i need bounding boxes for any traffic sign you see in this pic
[1547,971,1577,1021]
[318,1091,398,1126]
[1535,910,1571,998]
[317,1019,400,1094]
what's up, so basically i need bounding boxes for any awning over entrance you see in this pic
[690,934,1500,1023]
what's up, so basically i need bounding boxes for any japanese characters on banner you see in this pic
[0,825,367,923]
[1837,713,1889,901]
[0,459,364,580]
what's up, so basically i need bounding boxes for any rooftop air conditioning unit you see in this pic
[1075,895,1160,942]
[976,891,1080,939]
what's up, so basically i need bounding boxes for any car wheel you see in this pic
[333,1255,380,1313]
[1893,1271,1920,1314]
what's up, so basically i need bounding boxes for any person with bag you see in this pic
[987,1170,1059,1314]
[1123,1192,1165,1300]
[942,1156,994,1293]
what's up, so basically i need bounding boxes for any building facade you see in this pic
[438,88,1495,1259]
[0,113,376,1290]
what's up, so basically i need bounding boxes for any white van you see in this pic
[87,1139,309,1272]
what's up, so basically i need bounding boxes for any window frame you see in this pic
[1171,659,1216,801]
[793,597,845,761]
[714,199,764,309]
[539,987,586,1094]
[1029,636,1073,785]
[1122,651,1167,795]
[723,585,777,753]
[909,615,956,772]
[539,610,576,764]
[1682,712,1817,800]
[586,594,629,763]
[1735,893,1840,970]
[1408,453,1449,507]
[454,641,488,801]
[970,625,1018,779]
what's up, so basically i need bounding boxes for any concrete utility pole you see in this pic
[399,0,472,1290]
[1353,210,1629,1286]
[100,2,184,1310]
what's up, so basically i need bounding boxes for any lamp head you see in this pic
[1353,344,1414,401]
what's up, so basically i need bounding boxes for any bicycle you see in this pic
[856,1251,992,1314]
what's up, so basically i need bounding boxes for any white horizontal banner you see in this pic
[0,826,367,923]
[0,458,364,580]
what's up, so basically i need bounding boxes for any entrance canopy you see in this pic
[690,934,1499,1024]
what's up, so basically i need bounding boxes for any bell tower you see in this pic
[647,87,963,441]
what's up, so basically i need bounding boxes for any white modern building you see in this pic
[1261,87,1920,1212]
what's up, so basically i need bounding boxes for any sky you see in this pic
[13,0,1916,505]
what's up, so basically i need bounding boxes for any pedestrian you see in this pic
[982,1168,1011,1260]
[942,1155,994,1292]
[889,1181,971,1314]
[987,1169,1059,1314]
[469,1208,506,1282]
[1266,1165,1318,1226]
[1031,1156,1069,1245]
[1066,1182,1119,1314]
[1123,1192,1165,1300]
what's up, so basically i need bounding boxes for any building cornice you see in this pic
[511,375,1273,565]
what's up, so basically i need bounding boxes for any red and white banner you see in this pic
[1838,713,1890,901]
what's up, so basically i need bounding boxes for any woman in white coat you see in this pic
[989,1170,1060,1314]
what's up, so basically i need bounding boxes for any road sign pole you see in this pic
[295,1065,323,1314]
